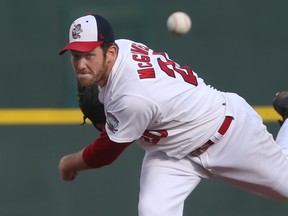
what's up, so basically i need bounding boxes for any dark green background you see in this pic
[1,0,287,215]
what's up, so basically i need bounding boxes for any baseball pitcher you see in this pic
[58,14,288,216]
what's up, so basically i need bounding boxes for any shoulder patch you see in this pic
[106,112,119,133]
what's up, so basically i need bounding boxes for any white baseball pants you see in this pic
[138,94,288,216]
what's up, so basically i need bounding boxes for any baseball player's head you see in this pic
[59,14,117,88]
[59,14,115,55]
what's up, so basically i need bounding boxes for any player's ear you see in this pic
[106,44,118,62]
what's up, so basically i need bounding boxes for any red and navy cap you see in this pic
[59,14,115,55]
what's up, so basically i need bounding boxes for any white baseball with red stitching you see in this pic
[167,12,192,35]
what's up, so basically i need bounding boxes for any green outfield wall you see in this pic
[0,0,288,215]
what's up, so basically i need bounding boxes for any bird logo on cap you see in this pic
[72,24,83,39]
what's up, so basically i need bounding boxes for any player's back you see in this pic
[101,39,226,158]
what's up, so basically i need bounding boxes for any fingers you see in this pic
[58,155,79,181]
[61,171,78,181]
[58,150,90,181]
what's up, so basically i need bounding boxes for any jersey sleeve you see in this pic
[105,94,159,143]
[82,129,132,168]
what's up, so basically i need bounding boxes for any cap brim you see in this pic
[59,41,103,55]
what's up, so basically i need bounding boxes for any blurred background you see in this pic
[0,0,288,215]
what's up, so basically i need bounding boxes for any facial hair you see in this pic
[77,57,109,87]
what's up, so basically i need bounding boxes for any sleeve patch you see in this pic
[106,112,119,134]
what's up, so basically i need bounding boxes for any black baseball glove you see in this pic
[273,91,288,126]
[77,80,106,131]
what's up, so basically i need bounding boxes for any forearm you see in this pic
[58,150,91,181]
[59,130,132,181]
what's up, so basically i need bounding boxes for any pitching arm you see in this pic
[59,129,132,181]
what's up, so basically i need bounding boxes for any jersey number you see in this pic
[141,130,168,144]
[154,51,198,86]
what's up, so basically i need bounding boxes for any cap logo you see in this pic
[72,24,83,39]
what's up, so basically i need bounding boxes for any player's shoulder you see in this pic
[114,39,134,57]
[115,39,133,47]
[115,39,150,51]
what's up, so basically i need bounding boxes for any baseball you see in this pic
[167,12,192,35]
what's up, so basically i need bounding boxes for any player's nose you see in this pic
[76,58,87,70]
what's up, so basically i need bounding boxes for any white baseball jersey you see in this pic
[98,39,229,159]
[97,39,288,214]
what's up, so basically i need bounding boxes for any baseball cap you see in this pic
[59,14,115,55]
